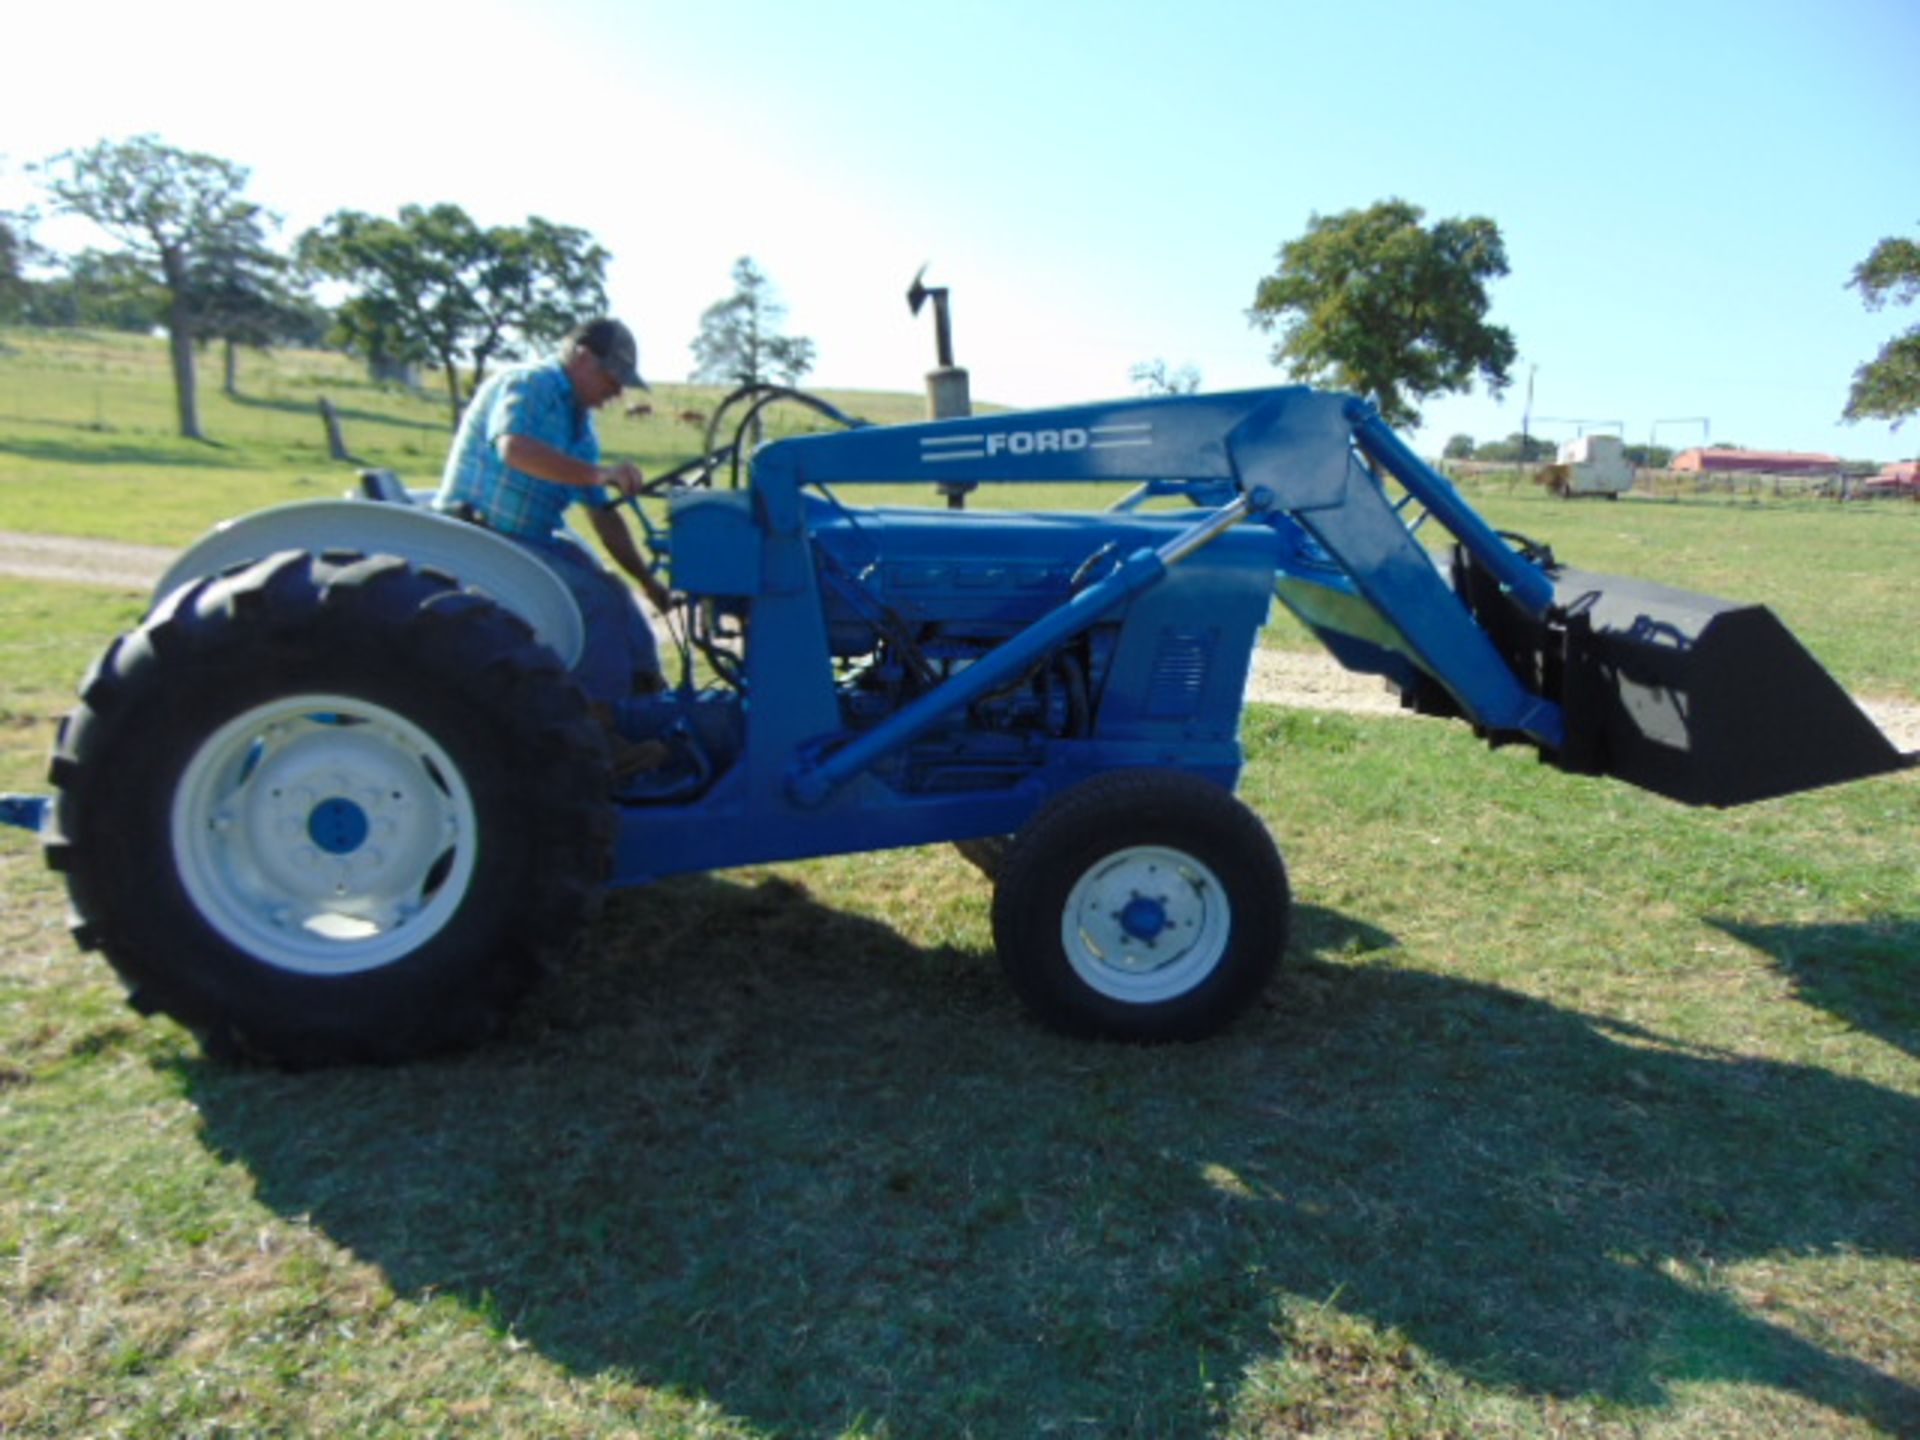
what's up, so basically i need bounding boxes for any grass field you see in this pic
[1,330,1916,1437]
[0,327,936,546]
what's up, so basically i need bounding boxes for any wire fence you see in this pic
[1442,461,1916,507]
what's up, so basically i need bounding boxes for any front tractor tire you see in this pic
[45,551,614,1066]
[991,770,1290,1041]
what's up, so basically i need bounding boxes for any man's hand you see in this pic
[599,459,646,499]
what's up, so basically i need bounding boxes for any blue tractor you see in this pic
[7,385,1909,1064]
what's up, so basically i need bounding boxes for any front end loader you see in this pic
[5,384,1909,1064]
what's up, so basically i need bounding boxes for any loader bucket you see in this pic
[1549,567,1912,806]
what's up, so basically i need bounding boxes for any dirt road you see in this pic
[0,530,175,589]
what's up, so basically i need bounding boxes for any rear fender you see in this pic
[152,500,584,668]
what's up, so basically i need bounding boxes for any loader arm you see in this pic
[732,384,1908,810]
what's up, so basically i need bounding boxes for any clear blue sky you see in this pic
[5,0,1916,461]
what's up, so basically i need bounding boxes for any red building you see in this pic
[1861,460,1920,495]
[1670,447,1840,474]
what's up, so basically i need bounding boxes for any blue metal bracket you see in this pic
[1,794,49,835]
[1345,401,1556,617]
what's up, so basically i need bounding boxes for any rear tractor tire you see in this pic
[45,551,615,1066]
[991,770,1289,1041]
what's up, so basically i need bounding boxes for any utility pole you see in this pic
[1520,363,1537,467]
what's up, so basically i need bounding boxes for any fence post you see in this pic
[317,397,357,463]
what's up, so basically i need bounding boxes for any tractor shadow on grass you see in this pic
[1712,914,1920,1059]
[184,870,1920,1437]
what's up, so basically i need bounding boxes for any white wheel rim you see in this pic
[171,693,479,976]
[1060,844,1232,1003]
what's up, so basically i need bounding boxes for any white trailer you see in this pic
[1541,434,1634,498]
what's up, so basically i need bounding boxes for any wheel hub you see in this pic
[172,696,478,975]
[1116,893,1170,945]
[307,796,371,855]
[1061,845,1232,1001]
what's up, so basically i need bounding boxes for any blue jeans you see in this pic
[519,533,660,701]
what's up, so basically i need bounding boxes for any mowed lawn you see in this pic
[1,329,1916,1437]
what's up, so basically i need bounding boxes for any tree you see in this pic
[1131,358,1202,396]
[26,249,167,331]
[189,232,325,395]
[0,209,37,322]
[300,205,484,423]
[1248,199,1517,429]
[1843,227,1920,428]
[1443,433,1476,460]
[300,204,608,425]
[690,257,815,386]
[1475,432,1556,464]
[1,151,43,322]
[467,217,610,391]
[40,135,276,440]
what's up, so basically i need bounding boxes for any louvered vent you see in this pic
[1146,629,1214,717]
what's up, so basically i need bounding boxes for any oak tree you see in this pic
[1844,228,1920,428]
[190,235,325,395]
[300,204,608,424]
[1249,199,1516,428]
[42,135,277,439]
[0,210,34,320]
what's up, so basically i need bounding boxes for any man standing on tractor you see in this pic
[433,317,675,710]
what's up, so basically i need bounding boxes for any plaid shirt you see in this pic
[433,360,609,538]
